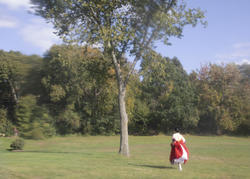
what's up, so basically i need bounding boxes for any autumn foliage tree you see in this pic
[192,64,244,134]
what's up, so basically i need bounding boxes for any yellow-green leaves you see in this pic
[50,85,66,102]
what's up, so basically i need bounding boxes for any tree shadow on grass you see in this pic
[129,163,175,169]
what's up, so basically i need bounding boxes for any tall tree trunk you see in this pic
[109,44,130,157]
[118,83,129,156]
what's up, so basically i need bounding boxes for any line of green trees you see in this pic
[0,47,249,139]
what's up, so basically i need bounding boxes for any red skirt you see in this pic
[169,140,189,164]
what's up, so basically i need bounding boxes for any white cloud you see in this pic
[236,59,250,65]
[215,50,250,60]
[215,42,250,64]
[0,0,32,10]
[0,15,18,28]
[20,19,61,52]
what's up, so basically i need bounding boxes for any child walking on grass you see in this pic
[169,127,189,171]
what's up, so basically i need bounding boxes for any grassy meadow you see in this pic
[0,135,250,179]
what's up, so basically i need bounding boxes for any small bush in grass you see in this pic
[10,138,25,150]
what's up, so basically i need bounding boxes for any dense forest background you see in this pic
[1,45,249,139]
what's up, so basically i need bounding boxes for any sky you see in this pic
[0,0,250,73]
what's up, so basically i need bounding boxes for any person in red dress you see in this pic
[169,127,189,171]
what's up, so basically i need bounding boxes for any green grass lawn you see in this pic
[0,135,249,179]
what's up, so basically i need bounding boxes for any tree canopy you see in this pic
[30,0,206,156]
